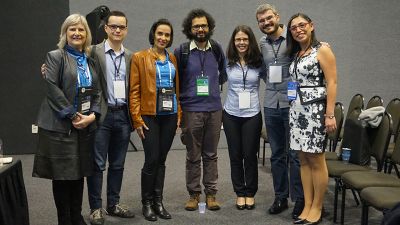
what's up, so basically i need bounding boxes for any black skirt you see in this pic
[32,128,94,180]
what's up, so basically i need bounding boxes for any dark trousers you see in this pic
[53,179,84,225]
[222,111,262,197]
[140,114,177,201]
[141,114,177,174]
[264,107,303,201]
[87,107,131,209]
[181,110,222,195]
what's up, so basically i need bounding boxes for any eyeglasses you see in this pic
[257,15,275,24]
[106,24,127,31]
[191,24,209,31]
[289,22,309,32]
[234,38,249,43]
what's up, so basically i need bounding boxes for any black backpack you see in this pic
[86,5,110,44]
[178,39,227,87]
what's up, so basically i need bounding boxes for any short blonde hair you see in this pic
[57,14,92,53]
[255,3,278,18]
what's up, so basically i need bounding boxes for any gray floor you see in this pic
[17,131,384,225]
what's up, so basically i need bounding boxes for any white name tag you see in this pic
[113,80,125,99]
[81,101,91,111]
[269,65,282,83]
[238,91,251,109]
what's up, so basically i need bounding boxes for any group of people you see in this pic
[33,3,337,225]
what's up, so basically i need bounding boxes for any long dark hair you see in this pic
[226,25,262,68]
[286,13,319,57]
[148,18,174,48]
[182,8,215,40]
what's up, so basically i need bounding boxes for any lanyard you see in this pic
[156,61,172,87]
[197,50,206,76]
[293,45,311,81]
[109,51,123,79]
[239,63,249,90]
[76,62,91,87]
[268,38,283,63]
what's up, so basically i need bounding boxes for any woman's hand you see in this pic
[325,116,337,133]
[136,123,149,139]
[72,112,95,129]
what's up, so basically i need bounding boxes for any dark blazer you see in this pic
[37,49,101,134]
[90,42,133,129]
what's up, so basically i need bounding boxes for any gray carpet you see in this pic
[16,131,385,225]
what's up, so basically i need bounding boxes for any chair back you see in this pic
[386,98,400,138]
[369,112,393,171]
[328,102,344,151]
[366,95,384,109]
[346,93,364,119]
[390,131,400,165]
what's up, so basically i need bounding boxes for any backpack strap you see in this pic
[210,39,227,86]
[179,42,190,70]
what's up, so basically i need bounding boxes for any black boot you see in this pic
[153,166,171,219]
[70,179,87,225]
[141,171,157,221]
[53,180,72,225]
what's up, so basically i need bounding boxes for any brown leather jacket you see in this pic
[129,48,181,129]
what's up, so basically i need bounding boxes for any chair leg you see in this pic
[351,189,360,206]
[333,178,340,223]
[394,164,400,178]
[341,185,346,225]
[361,202,369,225]
[262,141,266,166]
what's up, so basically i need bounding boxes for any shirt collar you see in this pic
[104,40,125,56]
[189,40,212,51]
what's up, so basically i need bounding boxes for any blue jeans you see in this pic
[264,107,303,201]
[87,107,132,209]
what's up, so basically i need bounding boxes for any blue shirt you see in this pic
[155,52,177,115]
[104,40,127,106]
[224,62,265,117]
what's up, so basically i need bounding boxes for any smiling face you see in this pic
[234,31,249,57]
[153,24,171,51]
[257,10,280,35]
[191,16,210,42]
[289,16,314,45]
[66,23,87,51]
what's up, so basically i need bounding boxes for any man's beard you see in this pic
[261,22,279,35]
[192,32,212,42]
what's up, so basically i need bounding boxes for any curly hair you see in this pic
[181,8,215,39]
[149,18,174,48]
[226,25,262,68]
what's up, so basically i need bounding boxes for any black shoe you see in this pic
[152,201,171,219]
[268,198,288,214]
[142,200,157,221]
[106,204,135,218]
[293,218,306,224]
[292,199,305,220]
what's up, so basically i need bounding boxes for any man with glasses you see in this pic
[87,10,135,225]
[255,4,304,219]
[174,8,226,212]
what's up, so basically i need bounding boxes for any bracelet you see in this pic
[324,114,335,119]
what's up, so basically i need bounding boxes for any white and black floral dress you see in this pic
[289,45,327,153]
